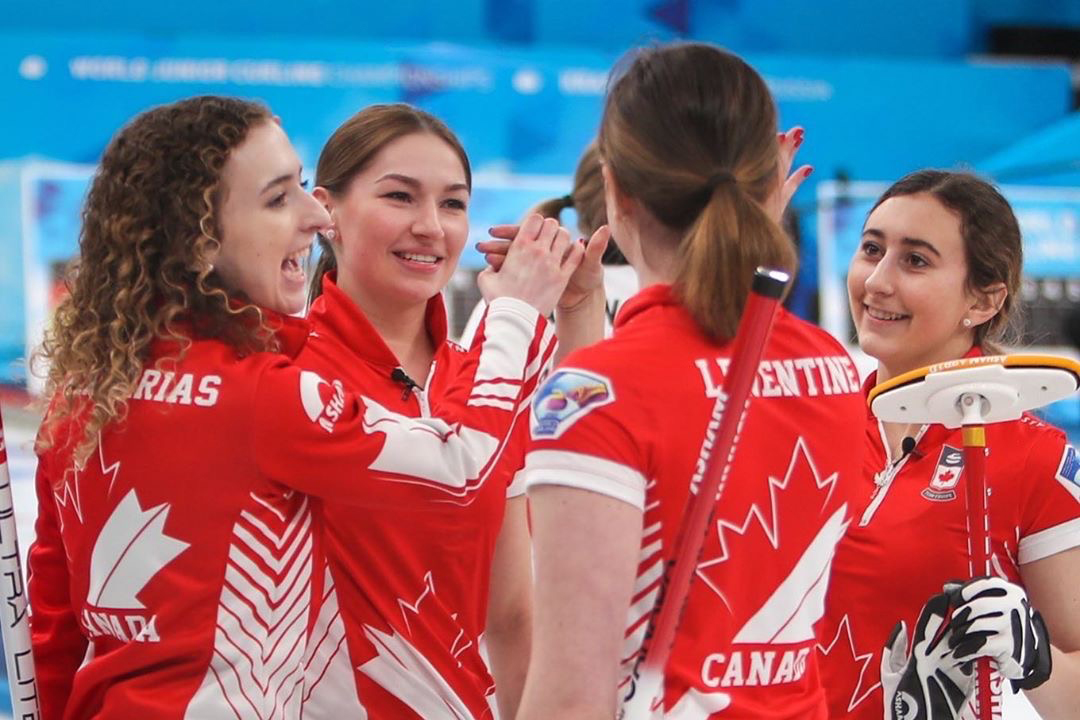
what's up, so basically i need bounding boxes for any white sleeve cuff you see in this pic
[473,298,543,388]
[523,449,647,511]
[486,296,542,329]
[1018,517,1080,565]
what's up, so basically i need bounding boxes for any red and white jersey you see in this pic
[818,356,1080,720]
[298,274,549,719]
[524,285,865,720]
[28,298,549,720]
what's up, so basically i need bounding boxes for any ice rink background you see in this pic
[1,1,1078,717]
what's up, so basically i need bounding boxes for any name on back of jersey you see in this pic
[695,355,861,399]
[131,369,221,406]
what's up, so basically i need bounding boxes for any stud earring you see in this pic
[962,318,972,328]
[324,228,337,241]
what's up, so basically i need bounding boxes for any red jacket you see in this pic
[28,299,548,720]
[818,353,1080,720]
[298,275,545,719]
[525,284,866,719]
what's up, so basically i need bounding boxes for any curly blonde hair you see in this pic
[36,95,275,469]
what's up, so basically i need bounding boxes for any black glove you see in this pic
[881,590,974,720]
[945,576,1053,692]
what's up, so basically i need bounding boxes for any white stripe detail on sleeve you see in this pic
[475,298,540,384]
[524,321,557,385]
[466,397,517,412]
[1018,517,1080,565]
[523,449,647,511]
[471,382,521,400]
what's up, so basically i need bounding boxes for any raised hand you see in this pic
[945,576,1052,692]
[477,213,585,317]
[479,224,611,312]
[765,126,813,224]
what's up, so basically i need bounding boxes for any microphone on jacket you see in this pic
[900,436,923,460]
[390,367,419,400]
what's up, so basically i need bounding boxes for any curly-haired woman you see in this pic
[26,95,580,720]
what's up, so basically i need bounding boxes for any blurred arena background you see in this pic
[1,1,1078,717]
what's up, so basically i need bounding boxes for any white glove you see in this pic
[881,590,974,720]
[945,577,1052,692]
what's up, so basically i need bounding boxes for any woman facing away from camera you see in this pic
[296,103,608,719]
[514,42,864,720]
[817,170,1080,720]
[27,95,579,720]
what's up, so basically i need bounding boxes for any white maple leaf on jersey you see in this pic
[695,437,850,643]
[359,625,476,720]
[734,504,848,643]
[87,488,190,609]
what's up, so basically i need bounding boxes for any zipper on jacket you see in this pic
[415,360,438,418]
[859,422,928,526]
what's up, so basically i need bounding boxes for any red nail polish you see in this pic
[803,167,814,177]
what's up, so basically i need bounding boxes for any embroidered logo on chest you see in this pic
[921,445,964,502]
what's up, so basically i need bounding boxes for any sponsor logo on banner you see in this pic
[531,368,614,440]
[922,445,964,502]
[1056,445,1079,502]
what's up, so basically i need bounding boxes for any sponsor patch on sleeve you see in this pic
[531,368,614,440]
[1056,445,1079,501]
[299,370,345,434]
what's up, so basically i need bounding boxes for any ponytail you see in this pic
[307,235,337,307]
[675,183,796,340]
[598,43,796,339]
[533,194,574,222]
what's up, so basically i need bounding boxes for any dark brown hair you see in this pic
[598,43,796,340]
[36,95,274,467]
[308,103,471,305]
[533,141,625,265]
[868,170,1023,350]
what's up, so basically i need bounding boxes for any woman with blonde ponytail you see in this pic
[517,43,866,720]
